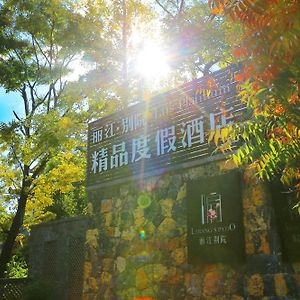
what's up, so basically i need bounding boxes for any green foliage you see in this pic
[0,203,13,241]
[0,0,109,276]
[157,0,234,80]
[5,254,28,278]
[208,0,300,205]
[48,184,88,219]
[81,0,155,105]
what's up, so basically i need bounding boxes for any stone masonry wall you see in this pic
[83,160,300,299]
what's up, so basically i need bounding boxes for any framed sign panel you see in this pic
[87,65,247,189]
[187,171,245,264]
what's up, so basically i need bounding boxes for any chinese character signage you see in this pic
[187,171,245,264]
[272,183,300,262]
[87,65,246,189]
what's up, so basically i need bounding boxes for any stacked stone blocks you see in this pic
[83,160,300,299]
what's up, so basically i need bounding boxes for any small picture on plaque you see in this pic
[201,193,223,224]
[187,171,245,264]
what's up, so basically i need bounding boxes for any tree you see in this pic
[155,0,234,81]
[208,0,300,204]
[81,0,155,107]
[0,0,105,277]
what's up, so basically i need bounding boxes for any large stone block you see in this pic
[172,247,186,266]
[116,256,126,273]
[101,271,112,286]
[274,273,287,297]
[157,217,177,233]
[160,198,173,217]
[185,273,201,297]
[203,271,224,297]
[246,274,264,297]
[86,229,99,249]
[136,268,149,290]
[101,199,113,213]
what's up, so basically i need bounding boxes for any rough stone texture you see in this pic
[160,198,173,217]
[101,199,112,213]
[274,274,288,296]
[84,261,92,279]
[101,271,112,286]
[172,248,186,266]
[247,274,264,297]
[136,268,149,290]
[88,277,98,291]
[85,228,99,249]
[116,256,126,273]
[203,271,224,296]
[157,217,177,233]
[82,160,300,299]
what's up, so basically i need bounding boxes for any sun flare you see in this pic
[135,42,170,80]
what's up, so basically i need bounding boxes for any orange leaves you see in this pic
[266,103,285,116]
[234,73,244,82]
[209,0,300,195]
[270,122,298,145]
[258,64,278,84]
[286,122,295,134]
[288,93,300,105]
[213,0,299,82]
[273,126,283,136]
[234,65,254,83]
[274,104,285,115]
[254,108,261,116]
[206,77,217,90]
[233,47,248,58]
[195,76,218,96]
[251,82,259,92]
[211,5,224,15]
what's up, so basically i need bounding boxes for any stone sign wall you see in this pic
[83,160,300,299]
[83,66,300,299]
[28,64,300,299]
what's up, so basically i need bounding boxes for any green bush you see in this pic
[5,255,28,278]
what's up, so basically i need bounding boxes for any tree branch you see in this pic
[31,156,48,180]
[31,34,40,71]
[21,85,29,117]
[155,0,175,18]
[31,35,51,67]
[13,111,21,122]
[179,0,184,14]
[11,146,24,174]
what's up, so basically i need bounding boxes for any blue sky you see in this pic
[0,88,23,123]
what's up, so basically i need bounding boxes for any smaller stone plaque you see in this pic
[187,171,245,264]
[272,183,300,262]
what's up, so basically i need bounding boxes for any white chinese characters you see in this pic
[91,148,109,174]
[132,135,151,162]
[111,142,128,168]
[90,108,236,174]
[181,117,204,148]
[156,126,176,156]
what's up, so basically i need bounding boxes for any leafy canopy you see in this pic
[208,0,300,203]
[0,0,108,276]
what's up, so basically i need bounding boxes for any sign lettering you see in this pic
[87,65,246,189]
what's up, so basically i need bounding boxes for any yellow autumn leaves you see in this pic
[25,151,85,228]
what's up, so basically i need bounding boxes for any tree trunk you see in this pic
[0,190,28,278]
